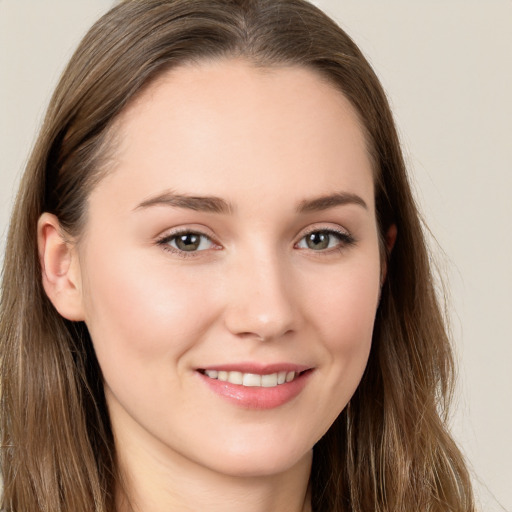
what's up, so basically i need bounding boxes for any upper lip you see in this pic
[198,362,312,374]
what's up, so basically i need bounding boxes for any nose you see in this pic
[222,251,298,342]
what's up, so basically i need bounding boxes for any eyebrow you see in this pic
[135,192,233,214]
[135,190,367,215]
[296,192,368,213]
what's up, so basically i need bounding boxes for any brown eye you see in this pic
[163,232,214,252]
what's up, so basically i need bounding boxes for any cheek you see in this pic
[303,254,380,405]
[329,278,378,348]
[312,256,380,345]
[80,241,220,367]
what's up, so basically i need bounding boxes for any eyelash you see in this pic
[156,227,356,258]
[295,227,356,253]
[156,229,219,258]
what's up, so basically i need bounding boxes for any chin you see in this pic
[197,440,313,479]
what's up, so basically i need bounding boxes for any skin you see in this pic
[39,59,392,512]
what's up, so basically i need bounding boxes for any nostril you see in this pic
[222,272,298,340]
[234,328,295,342]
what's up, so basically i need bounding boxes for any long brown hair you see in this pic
[0,1,475,511]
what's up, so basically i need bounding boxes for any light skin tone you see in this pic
[39,59,396,512]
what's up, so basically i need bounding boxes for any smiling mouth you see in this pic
[198,369,308,388]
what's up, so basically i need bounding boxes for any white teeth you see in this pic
[261,373,278,387]
[243,373,262,387]
[204,370,300,387]
[228,371,243,385]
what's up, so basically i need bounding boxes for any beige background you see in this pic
[1,1,511,510]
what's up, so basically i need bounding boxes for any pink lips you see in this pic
[197,363,313,409]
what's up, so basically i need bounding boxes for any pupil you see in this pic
[177,233,200,251]
[307,232,329,250]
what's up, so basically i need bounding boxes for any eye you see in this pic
[158,231,216,253]
[296,229,354,251]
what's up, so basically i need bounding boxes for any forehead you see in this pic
[95,58,374,213]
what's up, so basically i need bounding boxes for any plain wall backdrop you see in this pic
[1,1,511,510]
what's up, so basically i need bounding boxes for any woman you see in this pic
[0,1,475,511]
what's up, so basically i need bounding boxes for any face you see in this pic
[75,59,382,478]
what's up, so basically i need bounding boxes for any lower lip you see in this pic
[197,371,312,409]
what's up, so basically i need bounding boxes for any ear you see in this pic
[37,213,85,321]
[381,224,397,285]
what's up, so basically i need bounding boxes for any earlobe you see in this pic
[381,224,397,285]
[37,213,85,321]
[385,224,397,255]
